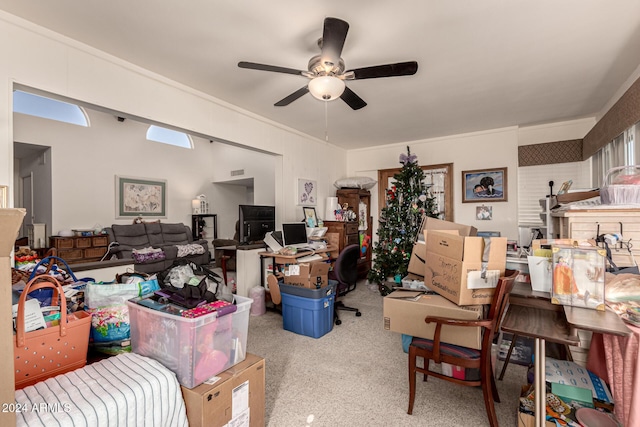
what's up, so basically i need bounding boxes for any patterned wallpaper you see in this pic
[583,75,640,159]
[518,139,583,166]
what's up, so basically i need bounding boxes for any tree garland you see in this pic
[367,146,437,295]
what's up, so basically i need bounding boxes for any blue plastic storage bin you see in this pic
[279,282,337,299]
[281,291,334,338]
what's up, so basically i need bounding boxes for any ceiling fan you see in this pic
[238,17,418,110]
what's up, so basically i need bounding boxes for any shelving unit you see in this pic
[325,188,372,279]
[191,214,217,241]
[539,196,556,239]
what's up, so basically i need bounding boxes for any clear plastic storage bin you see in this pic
[127,295,252,388]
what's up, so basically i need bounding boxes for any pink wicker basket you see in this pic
[600,165,640,205]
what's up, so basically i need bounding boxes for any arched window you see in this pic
[13,90,88,127]
[146,125,193,149]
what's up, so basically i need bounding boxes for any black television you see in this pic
[238,204,276,245]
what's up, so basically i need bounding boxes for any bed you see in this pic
[14,352,188,427]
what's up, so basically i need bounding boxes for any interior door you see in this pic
[21,173,33,237]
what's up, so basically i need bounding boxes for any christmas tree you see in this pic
[367,146,437,295]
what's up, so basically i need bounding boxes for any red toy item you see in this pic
[181,300,237,318]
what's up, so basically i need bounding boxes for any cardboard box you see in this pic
[283,261,330,289]
[383,291,484,349]
[0,208,26,427]
[424,216,478,238]
[441,362,480,381]
[407,241,426,276]
[425,231,507,305]
[181,353,265,427]
[517,411,555,427]
[407,217,478,276]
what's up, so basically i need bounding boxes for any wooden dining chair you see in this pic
[407,269,519,427]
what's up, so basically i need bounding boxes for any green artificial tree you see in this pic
[367,146,438,295]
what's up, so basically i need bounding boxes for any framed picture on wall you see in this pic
[462,167,508,203]
[303,207,318,227]
[297,178,317,206]
[116,175,167,218]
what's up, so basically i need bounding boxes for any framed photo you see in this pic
[462,167,508,203]
[0,185,7,208]
[297,178,317,206]
[303,207,318,227]
[116,176,167,218]
[476,205,492,220]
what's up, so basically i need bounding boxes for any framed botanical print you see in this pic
[116,176,167,218]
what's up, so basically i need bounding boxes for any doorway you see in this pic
[13,142,52,239]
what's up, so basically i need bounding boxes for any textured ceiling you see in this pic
[1,0,640,150]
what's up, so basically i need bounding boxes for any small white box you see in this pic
[401,273,428,291]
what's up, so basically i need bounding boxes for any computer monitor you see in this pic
[282,222,308,246]
[238,204,275,245]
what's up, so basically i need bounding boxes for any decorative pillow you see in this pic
[176,243,206,257]
[132,247,166,263]
[334,176,377,190]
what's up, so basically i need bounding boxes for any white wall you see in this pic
[0,13,346,231]
[14,109,272,238]
[347,118,597,243]
[348,127,520,240]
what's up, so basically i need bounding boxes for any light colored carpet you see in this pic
[245,281,528,427]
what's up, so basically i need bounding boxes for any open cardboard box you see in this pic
[283,262,330,289]
[407,217,478,276]
[425,230,506,305]
[383,291,484,349]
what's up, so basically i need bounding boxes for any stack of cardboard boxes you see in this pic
[279,261,335,338]
[383,217,507,379]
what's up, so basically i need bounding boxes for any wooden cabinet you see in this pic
[324,188,373,279]
[49,235,110,264]
[551,209,640,267]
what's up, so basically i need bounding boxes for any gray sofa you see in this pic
[105,222,209,273]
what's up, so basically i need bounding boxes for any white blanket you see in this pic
[15,352,188,427]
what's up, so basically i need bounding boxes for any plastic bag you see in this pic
[85,280,159,345]
[167,264,195,288]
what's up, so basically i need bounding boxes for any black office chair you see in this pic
[328,244,362,325]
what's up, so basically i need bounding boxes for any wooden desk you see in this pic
[564,306,631,337]
[502,282,630,427]
[258,245,338,283]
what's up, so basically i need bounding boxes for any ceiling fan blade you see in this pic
[349,61,418,80]
[340,86,367,110]
[274,86,309,106]
[238,61,305,76]
[320,17,349,70]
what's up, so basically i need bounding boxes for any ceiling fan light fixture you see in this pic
[308,76,345,101]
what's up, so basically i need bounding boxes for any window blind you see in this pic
[517,161,592,226]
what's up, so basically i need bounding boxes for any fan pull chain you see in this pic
[324,100,329,142]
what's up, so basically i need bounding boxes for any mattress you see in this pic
[15,352,188,427]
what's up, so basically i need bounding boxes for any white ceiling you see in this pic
[2,1,640,150]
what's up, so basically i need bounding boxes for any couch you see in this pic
[105,222,209,273]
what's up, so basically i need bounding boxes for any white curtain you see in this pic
[592,121,640,187]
